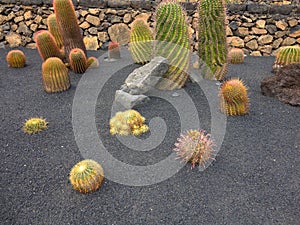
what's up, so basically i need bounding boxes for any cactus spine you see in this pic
[47,14,64,50]
[155,1,190,90]
[228,48,244,64]
[35,30,63,61]
[198,0,228,80]
[69,159,104,193]
[130,19,154,64]
[69,48,88,74]
[6,50,26,68]
[42,57,70,93]
[108,42,121,59]
[53,0,86,62]
[219,78,249,116]
[273,46,300,72]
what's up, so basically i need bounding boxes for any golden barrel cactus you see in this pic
[23,118,48,134]
[6,50,26,68]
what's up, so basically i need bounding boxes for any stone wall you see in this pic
[0,0,299,56]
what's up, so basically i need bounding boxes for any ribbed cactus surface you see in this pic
[42,57,70,93]
[6,50,26,68]
[35,30,63,61]
[154,1,190,90]
[69,48,88,74]
[130,19,154,64]
[198,0,228,80]
[273,46,300,72]
[228,48,244,64]
[47,14,64,49]
[53,0,86,62]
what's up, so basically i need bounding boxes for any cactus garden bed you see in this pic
[1,47,299,224]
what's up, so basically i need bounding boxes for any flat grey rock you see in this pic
[114,90,150,109]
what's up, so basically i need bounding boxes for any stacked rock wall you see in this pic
[0,0,299,56]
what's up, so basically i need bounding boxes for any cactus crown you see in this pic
[69,159,104,193]
[219,78,249,116]
[69,48,88,74]
[228,48,244,64]
[174,129,216,170]
[273,46,300,71]
[23,118,48,134]
[109,110,149,136]
[6,50,26,68]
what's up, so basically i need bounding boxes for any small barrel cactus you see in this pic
[69,159,104,194]
[87,56,99,68]
[35,30,63,61]
[47,14,64,49]
[219,78,249,116]
[228,48,244,64]
[110,110,149,136]
[174,129,216,170]
[69,48,88,74]
[6,50,26,68]
[23,117,48,134]
[273,46,300,72]
[130,19,154,64]
[108,42,121,59]
[42,57,70,93]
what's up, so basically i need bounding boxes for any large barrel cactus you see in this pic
[35,30,63,61]
[47,14,64,50]
[198,0,228,80]
[53,0,86,62]
[130,19,154,64]
[42,57,70,93]
[154,1,190,90]
[272,46,300,72]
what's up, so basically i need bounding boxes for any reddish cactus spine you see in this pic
[108,42,121,59]
[6,50,26,68]
[69,48,88,74]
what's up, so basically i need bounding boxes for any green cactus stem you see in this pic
[154,1,190,90]
[42,57,70,93]
[130,19,154,64]
[198,0,228,80]
[35,30,63,61]
[47,14,64,50]
[53,0,86,62]
[69,48,88,74]
[273,46,300,72]
[6,50,26,68]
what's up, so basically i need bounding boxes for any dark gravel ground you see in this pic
[0,47,299,225]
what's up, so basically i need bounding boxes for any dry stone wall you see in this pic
[0,0,299,56]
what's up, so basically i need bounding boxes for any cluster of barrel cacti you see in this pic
[109,110,149,136]
[6,50,26,68]
[174,129,216,170]
[69,159,104,193]
[198,0,228,80]
[272,46,300,72]
[228,48,244,64]
[219,78,249,116]
[23,118,48,134]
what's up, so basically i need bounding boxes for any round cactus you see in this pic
[6,50,26,68]
[23,117,48,134]
[47,14,64,49]
[87,56,100,68]
[219,78,249,116]
[109,110,149,136]
[69,159,104,194]
[42,57,70,93]
[69,48,88,74]
[228,48,244,64]
[273,46,300,72]
[35,30,63,61]
[174,129,216,170]
[108,42,121,59]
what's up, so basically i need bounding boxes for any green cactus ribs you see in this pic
[198,0,228,80]
[154,1,190,90]
[69,48,88,74]
[6,50,26,68]
[47,14,64,50]
[130,19,154,64]
[272,46,300,72]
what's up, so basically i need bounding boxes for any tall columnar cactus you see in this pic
[219,78,249,116]
[130,19,154,64]
[228,48,244,64]
[42,57,70,93]
[6,50,26,68]
[69,48,88,74]
[53,0,86,62]
[272,46,300,72]
[69,159,104,194]
[198,0,228,80]
[155,1,190,90]
[47,14,64,50]
[35,30,63,61]
[108,42,121,59]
